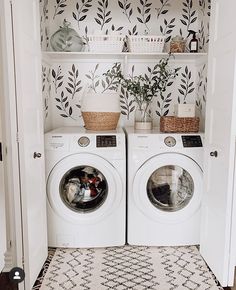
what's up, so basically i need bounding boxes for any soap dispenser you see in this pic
[187,30,198,53]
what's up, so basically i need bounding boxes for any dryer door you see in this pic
[47,153,123,224]
[133,153,203,223]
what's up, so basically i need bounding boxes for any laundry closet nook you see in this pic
[1,0,236,290]
[40,0,209,131]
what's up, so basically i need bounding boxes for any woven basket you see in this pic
[127,35,165,53]
[88,35,124,53]
[160,116,200,133]
[82,112,120,131]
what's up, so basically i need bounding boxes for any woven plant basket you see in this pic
[82,112,120,131]
[160,116,200,133]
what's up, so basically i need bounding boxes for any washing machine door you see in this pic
[47,153,123,224]
[133,153,202,223]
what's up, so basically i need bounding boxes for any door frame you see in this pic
[0,1,24,289]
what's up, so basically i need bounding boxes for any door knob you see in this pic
[210,151,218,157]
[33,152,42,159]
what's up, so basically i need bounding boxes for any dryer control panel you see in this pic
[181,135,203,147]
[96,135,117,147]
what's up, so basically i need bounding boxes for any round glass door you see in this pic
[147,165,194,211]
[132,153,202,223]
[59,165,108,213]
[47,153,123,223]
[147,165,194,212]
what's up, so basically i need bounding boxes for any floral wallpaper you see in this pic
[39,0,211,131]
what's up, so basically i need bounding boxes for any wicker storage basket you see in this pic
[160,116,200,133]
[88,35,124,53]
[82,112,120,131]
[127,35,165,53]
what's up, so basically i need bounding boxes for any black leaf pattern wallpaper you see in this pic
[160,17,176,43]
[136,0,152,31]
[42,65,51,121]
[120,86,136,119]
[94,0,112,31]
[72,0,93,29]
[40,0,210,131]
[156,0,171,20]
[53,0,67,20]
[118,0,133,23]
[180,0,197,32]
[177,66,195,104]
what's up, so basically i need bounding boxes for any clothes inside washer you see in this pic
[60,166,108,212]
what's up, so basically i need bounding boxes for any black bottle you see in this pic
[188,30,198,53]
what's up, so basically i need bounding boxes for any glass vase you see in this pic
[134,101,153,130]
[50,19,84,52]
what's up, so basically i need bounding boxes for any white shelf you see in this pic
[125,52,207,60]
[42,51,207,64]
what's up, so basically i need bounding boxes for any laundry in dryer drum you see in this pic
[147,165,194,212]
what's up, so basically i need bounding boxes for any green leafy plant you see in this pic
[104,56,180,110]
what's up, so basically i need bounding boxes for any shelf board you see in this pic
[125,52,207,61]
[42,51,207,63]
[42,51,124,62]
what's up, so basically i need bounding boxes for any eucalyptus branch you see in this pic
[102,62,122,92]
[104,56,180,107]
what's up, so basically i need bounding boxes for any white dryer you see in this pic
[126,127,204,246]
[45,127,126,248]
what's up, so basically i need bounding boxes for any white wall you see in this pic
[0,23,6,271]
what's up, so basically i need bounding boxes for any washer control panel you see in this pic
[78,136,90,147]
[164,136,176,147]
[96,135,117,147]
[182,135,203,147]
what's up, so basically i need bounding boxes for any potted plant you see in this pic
[104,55,180,129]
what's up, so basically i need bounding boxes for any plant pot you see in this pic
[134,101,153,130]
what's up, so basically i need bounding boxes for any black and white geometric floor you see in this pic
[33,246,223,290]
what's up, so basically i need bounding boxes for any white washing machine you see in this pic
[126,127,204,246]
[44,127,126,248]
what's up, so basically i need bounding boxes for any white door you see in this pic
[200,0,236,287]
[10,0,48,289]
[0,70,6,271]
